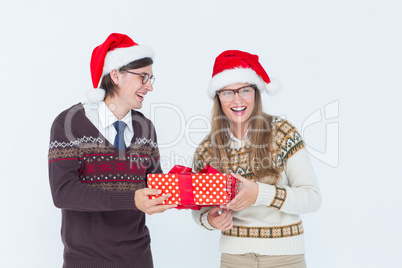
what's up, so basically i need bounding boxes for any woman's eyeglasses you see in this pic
[216,85,256,102]
[125,71,155,85]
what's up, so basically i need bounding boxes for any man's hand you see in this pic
[134,188,176,215]
[207,206,233,231]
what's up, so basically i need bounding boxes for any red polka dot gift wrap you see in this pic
[147,165,239,210]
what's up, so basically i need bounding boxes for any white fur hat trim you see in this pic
[207,68,280,99]
[86,87,106,102]
[102,45,154,77]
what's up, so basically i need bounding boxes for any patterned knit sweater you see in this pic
[192,117,321,255]
[48,103,162,268]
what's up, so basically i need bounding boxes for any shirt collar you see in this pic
[228,129,249,142]
[98,101,133,132]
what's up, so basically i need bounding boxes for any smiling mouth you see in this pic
[136,93,145,100]
[231,107,246,112]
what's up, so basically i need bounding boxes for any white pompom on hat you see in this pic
[88,33,154,102]
[207,50,280,99]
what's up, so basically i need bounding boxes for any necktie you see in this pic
[113,121,127,150]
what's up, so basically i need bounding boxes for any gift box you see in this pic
[147,165,239,210]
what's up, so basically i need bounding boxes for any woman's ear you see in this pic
[110,69,119,85]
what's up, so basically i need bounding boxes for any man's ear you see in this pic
[110,69,119,85]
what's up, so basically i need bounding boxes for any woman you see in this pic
[192,50,321,268]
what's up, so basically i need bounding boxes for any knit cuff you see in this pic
[111,191,136,210]
[200,211,215,230]
[253,182,276,206]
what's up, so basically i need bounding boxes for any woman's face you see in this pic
[219,83,255,129]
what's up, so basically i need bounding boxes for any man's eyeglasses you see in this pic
[125,71,155,85]
[216,85,256,102]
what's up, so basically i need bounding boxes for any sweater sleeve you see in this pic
[191,207,216,231]
[280,148,321,214]
[253,118,321,214]
[48,116,136,212]
[253,148,321,214]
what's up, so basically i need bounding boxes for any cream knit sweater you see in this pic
[192,117,321,255]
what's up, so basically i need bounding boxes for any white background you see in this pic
[1,0,401,267]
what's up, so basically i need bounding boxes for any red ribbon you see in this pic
[167,165,236,210]
[167,164,219,174]
[177,174,194,206]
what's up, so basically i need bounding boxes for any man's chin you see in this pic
[131,103,142,110]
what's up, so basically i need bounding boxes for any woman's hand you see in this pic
[221,173,259,211]
[207,206,233,231]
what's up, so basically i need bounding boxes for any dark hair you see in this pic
[100,57,153,99]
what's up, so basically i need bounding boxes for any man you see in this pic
[48,33,175,268]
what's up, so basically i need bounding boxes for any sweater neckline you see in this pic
[77,102,138,150]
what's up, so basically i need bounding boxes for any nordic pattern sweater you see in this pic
[48,103,162,268]
[192,117,321,255]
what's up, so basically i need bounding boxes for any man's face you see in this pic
[116,65,154,110]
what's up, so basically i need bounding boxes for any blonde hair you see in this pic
[203,88,280,184]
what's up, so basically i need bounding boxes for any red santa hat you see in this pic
[87,33,154,102]
[207,50,280,99]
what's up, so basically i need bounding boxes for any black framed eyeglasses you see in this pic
[125,71,155,85]
[216,85,256,102]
